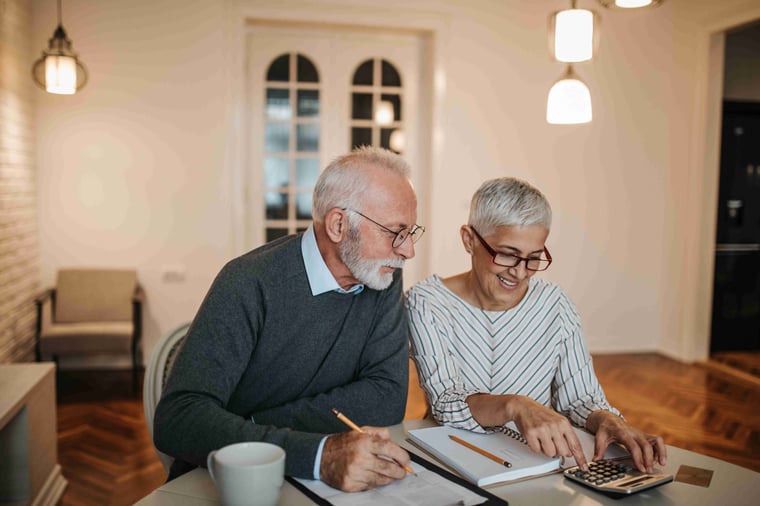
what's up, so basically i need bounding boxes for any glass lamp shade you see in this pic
[32,24,88,94]
[44,55,77,94]
[549,8,599,63]
[389,129,405,153]
[374,100,394,126]
[596,0,664,8]
[546,68,592,124]
[616,0,652,6]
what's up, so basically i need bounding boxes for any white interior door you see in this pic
[246,22,426,286]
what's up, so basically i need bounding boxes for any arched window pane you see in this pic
[260,52,320,243]
[267,54,289,82]
[352,93,372,120]
[297,54,319,82]
[297,90,319,117]
[381,93,402,122]
[265,123,289,152]
[266,228,289,242]
[296,192,312,219]
[296,124,319,151]
[349,58,403,153]
[266,88,290,120]
[265,157,289,187]
[351,127,371,149]
[296,158,320,187]
[381,59,401,87]
[380,128,395,151]
[353,60,373,85]
[265,192,288,219]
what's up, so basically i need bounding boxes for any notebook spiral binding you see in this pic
[491,424,528,445]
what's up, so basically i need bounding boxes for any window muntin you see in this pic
[263,52,320,241]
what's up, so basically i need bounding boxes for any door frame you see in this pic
[224,7,448,289]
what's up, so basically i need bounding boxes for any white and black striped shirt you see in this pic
[406,274,620,432]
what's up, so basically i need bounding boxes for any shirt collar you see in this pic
[301,225,364,296]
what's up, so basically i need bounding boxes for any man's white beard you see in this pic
[339,227,405,290]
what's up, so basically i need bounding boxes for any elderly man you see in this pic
[154,146,424,492]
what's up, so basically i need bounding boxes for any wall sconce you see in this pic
[546,66,592,124]
[549,1,600,63]
[32,0,88,95]
[374,100,394,126]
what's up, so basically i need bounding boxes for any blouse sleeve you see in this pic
[551,294,621,427]
[406,285,487,432]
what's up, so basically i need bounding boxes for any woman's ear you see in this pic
[324,208,347,244]
[460,225,474,255]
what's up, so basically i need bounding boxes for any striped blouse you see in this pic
[406,274,620,433]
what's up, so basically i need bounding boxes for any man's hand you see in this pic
[586,411,667,473]
[319,426,411,492]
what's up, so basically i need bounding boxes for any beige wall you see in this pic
[26,0,760,367]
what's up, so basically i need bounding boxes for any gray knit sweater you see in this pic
[153,234,409,479]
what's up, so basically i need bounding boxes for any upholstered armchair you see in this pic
[35,268,145,391]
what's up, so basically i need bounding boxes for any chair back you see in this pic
[143,322,191,473]
[55,268,137,323]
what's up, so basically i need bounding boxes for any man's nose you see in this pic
[395,236,416,259]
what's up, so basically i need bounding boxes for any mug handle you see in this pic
[207,450,217,483]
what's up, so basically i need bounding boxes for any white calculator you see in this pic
[563,459,673,496]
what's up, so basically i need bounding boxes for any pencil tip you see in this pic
[331,407,339,415]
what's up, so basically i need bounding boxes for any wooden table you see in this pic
[135,419,760,505]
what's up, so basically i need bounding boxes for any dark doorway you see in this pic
[710,100,760,353]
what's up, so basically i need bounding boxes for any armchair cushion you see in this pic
[40,321,135,354]
[55,269,137,323]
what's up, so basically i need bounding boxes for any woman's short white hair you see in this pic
[312,146,411,222]
[468,177,552,235]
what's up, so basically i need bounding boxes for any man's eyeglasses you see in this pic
[470,227,552,272]
[343,208,425,249]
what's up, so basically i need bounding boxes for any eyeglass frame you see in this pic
[469,226,552,271]
[342,208,425,249]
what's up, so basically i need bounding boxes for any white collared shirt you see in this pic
[301,225,364,296]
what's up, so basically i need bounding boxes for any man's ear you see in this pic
[324,208,347,244]
[460,225,474,255]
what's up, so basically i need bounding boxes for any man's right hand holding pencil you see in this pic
[320,426,412,492]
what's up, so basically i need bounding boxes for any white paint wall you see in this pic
[30,0,760,367]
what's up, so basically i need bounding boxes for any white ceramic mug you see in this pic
[207,442,286,506]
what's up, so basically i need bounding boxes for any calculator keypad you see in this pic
[563,459,673,496]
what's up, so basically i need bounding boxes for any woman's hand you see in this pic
[468,393,589,471]
[586,410,667,473]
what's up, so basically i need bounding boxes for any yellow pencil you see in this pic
[449,435,512,468]
[331,408,416,475]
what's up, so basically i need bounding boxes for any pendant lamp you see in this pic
[546,66,592,124]
[32,0,88,95]
[549,1,600,63]
[596,0,664,9]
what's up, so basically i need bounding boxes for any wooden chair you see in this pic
[35,268,145,391]
[143,321,191,474]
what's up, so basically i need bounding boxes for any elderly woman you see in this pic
[406,177,667,473]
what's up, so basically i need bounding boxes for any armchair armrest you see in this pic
[35,288,55,361]
[132,284,146,304]
[35,288,55,306]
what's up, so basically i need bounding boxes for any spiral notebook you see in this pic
[408,422,628,487]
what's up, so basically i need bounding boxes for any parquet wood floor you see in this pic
[53,353,760,505]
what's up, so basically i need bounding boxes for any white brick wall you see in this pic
[0,0,40,363]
